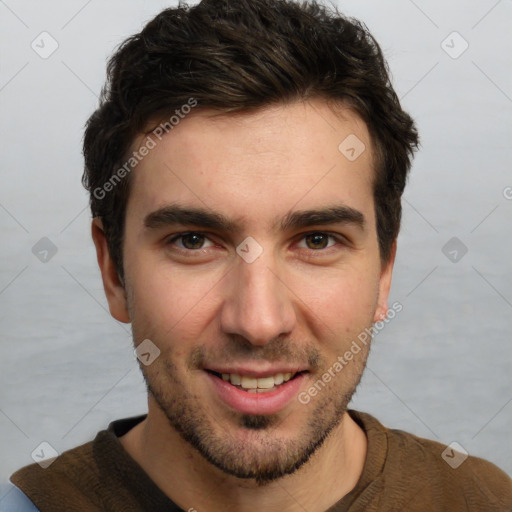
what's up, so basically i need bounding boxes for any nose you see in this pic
[220,253,296,347]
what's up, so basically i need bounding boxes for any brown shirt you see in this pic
[11,410,512,511]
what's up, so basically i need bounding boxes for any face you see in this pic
[96,98,394,484]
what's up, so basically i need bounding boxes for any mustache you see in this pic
[187,335,323,371]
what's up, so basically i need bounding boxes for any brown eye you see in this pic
[169,232,214,250]
[181,233,205,249]
[304,232,330,250]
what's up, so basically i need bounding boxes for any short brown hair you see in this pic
[82,0,419,282]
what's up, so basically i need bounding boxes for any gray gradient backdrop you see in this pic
[1,0,511,501]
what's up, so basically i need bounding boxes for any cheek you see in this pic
[290,265,380,342]
[127,259,223,342]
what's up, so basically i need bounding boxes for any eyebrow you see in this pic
[143,204,365,233]
[278,206,365,232]
[144,205,237,232]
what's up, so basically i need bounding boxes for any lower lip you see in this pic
[205,371,306,415]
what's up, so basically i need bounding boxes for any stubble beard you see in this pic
[139,342,369,486]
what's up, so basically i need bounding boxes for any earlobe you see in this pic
[91,218,131,324]
[373,240,397,323]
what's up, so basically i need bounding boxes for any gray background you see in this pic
[1,0,511,501]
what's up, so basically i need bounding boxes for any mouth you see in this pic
[206,369,306,393]
[204,368,308,415]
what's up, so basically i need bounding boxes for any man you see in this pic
[8,0,512,510]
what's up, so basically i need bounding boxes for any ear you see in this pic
[91,218,131,323]
[373,239,397,323]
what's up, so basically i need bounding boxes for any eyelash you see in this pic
[167,232,217,251]
[166,231,347,254]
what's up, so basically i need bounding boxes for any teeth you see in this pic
[218,371,297,389]
[274,373,284,385]
[241,376,258,389]
[256,377,275,389]
[230,374,241,385]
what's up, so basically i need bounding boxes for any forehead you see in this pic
[125,99,375,230]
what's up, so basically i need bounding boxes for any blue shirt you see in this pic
[0,485,38,511]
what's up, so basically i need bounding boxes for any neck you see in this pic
[120,402,367,512]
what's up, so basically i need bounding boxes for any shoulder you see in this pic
[387,422,512,508]
[351,410,512,511]
[8,415,156,511]
[9,438,99,510]
[10,415,146,499]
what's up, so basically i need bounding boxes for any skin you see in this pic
[92,98,396,512]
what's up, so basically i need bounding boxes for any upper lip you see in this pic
[205,365,308,378]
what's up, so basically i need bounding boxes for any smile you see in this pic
[205,370,307,414]
[213,371,297,393]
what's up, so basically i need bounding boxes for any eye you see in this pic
[297,232,339,250]
[168,232,215,250]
